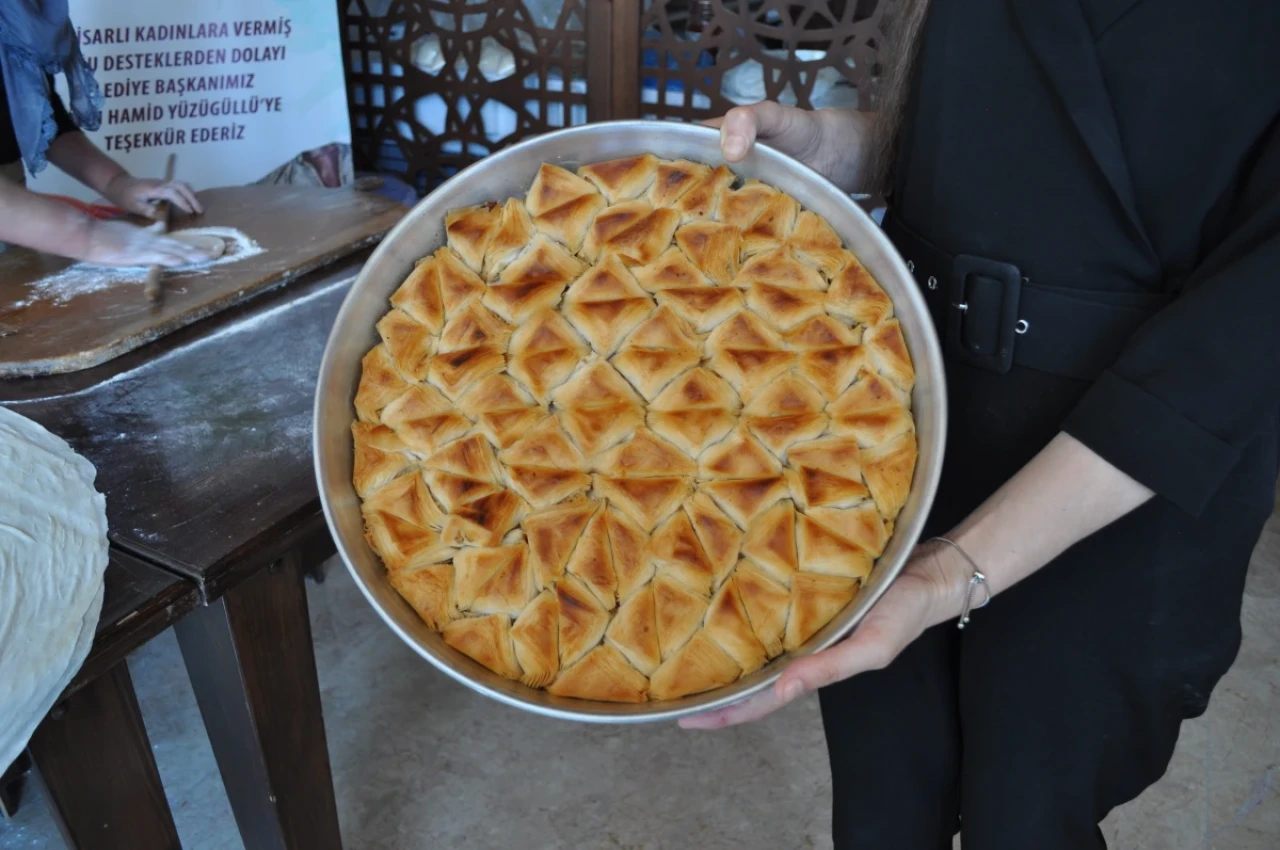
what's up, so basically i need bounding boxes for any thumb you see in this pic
[719,101,801,162]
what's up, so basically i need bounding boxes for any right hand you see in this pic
[705,102,872,194]
[82,219,218,268]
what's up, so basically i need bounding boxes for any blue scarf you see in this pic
[0,0,102,174]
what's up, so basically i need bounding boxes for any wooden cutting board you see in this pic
[0,184,405,378]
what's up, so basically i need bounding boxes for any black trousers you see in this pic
[818,401,1277,849]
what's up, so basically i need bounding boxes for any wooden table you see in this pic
[1,254,368,850]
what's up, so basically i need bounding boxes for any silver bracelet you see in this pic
[929,536,991,630]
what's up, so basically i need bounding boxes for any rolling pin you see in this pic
[143,152,177,302]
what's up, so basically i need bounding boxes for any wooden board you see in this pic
[0,185,405,378]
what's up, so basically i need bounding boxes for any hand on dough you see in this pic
[84,220,220,268]
[104,174,203,217]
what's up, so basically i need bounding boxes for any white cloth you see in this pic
[0,405,108,771]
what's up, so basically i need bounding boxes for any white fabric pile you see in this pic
[0,406,108,771]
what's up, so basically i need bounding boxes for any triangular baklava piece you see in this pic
[733,561,790,657]
[784,573,858,651]
[444,202,499,273]
[549,645,649,703]
[650,509,715,597]
[506,308,589,403]
[864,318,916,392]
[653,573,709,661]
[827,254,892,325]
[354,345,411,423]
[387,563,457,630]
[859,431,917,521]
[443,614,522,680]
[380,384,472,456]
[828,372,914,447]
[352,422,414,497]
[511,589,560,687]
[740,498,799,586]
[582,200,681,266]
[742,372,829,455]
[648,631,741,700]
[611,305,703,400]
[391,256,446,333]
[604,503,654,601]
[683,492,743,589]
[675,220,741,286]
[523,498,599,589]
[556,575,611,668]
[704,579,768,673]
[606,583,661,675]
[579,154,660,203]
[484,234,586,324]
[633,245,712,291]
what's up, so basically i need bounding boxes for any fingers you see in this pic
[679,687,786,730]
[717,101,802,162]
[718,105,761,162]
[172,181,203,215]
[146,182,197,215]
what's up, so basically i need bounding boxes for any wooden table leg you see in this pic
[174,553,342,850]
[27,661,181,850]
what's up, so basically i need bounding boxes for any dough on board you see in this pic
[171,231,228,260]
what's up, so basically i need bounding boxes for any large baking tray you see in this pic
[314,121,946,722]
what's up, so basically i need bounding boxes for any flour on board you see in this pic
[23,227,264,306]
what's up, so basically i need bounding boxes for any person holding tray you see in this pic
[689,1,1280,848]
[0,1,213,266]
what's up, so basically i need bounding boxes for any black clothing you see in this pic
[822,0,1280,847]
[0,66,77,167]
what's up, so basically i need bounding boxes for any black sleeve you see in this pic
[46,74,80,137]
[1062,117,1280,516]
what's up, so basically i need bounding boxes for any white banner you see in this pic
[27,0,350,199]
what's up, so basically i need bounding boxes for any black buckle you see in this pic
[947,254,1023,374]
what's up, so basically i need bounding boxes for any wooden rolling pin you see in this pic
[143,152,177,302]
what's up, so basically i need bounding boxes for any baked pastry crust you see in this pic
[354,156,918,702]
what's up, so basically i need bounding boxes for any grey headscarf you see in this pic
[0,0,102,174]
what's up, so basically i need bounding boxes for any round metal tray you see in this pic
[314,121,946,723]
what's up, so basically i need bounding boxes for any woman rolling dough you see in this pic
[0,1,215,267]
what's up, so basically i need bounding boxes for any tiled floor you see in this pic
[3,514,1277,849]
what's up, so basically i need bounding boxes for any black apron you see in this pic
[818,1,1279,847]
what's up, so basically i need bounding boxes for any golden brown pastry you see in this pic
[354,345,411,424]
[391,257,446,333]
[675,220,741,287]
[479,198,536,280]
[579,154,660,203]
[505,309,589,404]
[648,631,741,700]
[549,645,649,702]
[526,164,607,252]
[354,155,919,703]
[612,306,703,400]
[562,254,654,355]
[444,613,523,680]
[387,563,457,630]
[484,235,587,324]
[633,246,713,291]
[444,202,499,273]
[581,201,681,266]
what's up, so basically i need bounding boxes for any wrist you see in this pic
[914,537,982,626]
[101,169,133,200]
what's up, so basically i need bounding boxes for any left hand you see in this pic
[103,174,203,218]
[679,541,966,729]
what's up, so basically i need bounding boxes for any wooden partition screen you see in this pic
[340,0,889,194]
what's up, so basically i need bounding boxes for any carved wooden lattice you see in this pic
[639,0,888,121]
[342,0,598,193]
